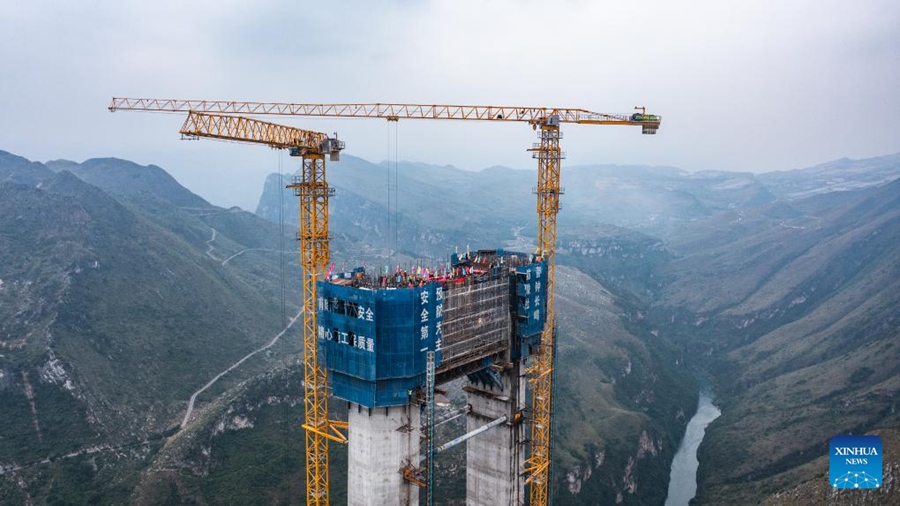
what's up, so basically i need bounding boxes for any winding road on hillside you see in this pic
[205,225,282,266]
[221,248,281,265]
[2,309,301,476]
[1,233,300,476]
[181,309,302,427]
[205,228,218,259]
[184,224,298,427]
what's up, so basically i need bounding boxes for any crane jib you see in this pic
[109,98,660,127]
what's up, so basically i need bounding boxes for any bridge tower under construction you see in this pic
[317,249,547,506]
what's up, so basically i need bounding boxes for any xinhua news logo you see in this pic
[829,435,882,489]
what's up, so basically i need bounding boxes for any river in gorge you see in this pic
[664,388,722,506]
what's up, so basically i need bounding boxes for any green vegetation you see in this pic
[4,148,900,505]
[1,154,303,503]
[133,364,348,506]
[550,266,696,504]
[760,426,900,506]
[647,178,900,504]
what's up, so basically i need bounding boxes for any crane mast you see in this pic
[180,111,346,506]
[111,98,660,506]
[523,120,563,504]
[293,148,335,506]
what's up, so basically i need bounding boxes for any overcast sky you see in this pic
[1,0,898,209]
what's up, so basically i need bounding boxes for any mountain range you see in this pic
[2,147,900,504]
[256,150,900,504]
[0,151,302,503]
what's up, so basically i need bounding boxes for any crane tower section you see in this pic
[176,111,346,505]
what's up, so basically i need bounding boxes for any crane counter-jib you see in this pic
[178,111,345,157]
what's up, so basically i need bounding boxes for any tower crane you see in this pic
[181,110,346,506]
[110,98,661,506]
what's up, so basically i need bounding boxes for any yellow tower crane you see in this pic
[110,98,661,506]
[180,110,347,506]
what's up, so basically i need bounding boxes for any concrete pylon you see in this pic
[465,359,526,506]
[347,402,421,506]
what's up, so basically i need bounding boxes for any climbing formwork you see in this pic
[317,249,546,506]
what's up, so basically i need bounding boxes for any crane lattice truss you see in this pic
[111,98,660,506]
[112,98,659,130]
[523,122,562,504]
[180,110,332,151]
[181,111,346,506]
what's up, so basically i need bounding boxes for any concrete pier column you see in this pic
[347,402,421,506]
[465,360,526,506]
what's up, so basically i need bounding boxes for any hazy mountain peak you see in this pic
[0,149,54,185]
[44,158,80,172]
[52,156,212,209]
[759,151,900,200]
[480,164,529,174]
[0,149,33,166]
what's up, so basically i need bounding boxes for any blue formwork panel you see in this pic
[512,261,547,360]
[515,261,547,338]
[318,251,548,407]
[317,282,443,408]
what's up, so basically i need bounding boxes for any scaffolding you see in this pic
[440,272,509,369]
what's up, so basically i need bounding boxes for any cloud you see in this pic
[1,0,898,209]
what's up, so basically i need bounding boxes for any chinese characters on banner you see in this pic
[418,284,444,359]
[317,293,376,353]
[316,282,444,358]
[517,262,547,336]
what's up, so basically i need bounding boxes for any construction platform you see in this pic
[318,249,547,408]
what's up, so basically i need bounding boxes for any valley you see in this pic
[2,149,900,504]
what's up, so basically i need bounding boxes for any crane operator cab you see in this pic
[631,106,661,134]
